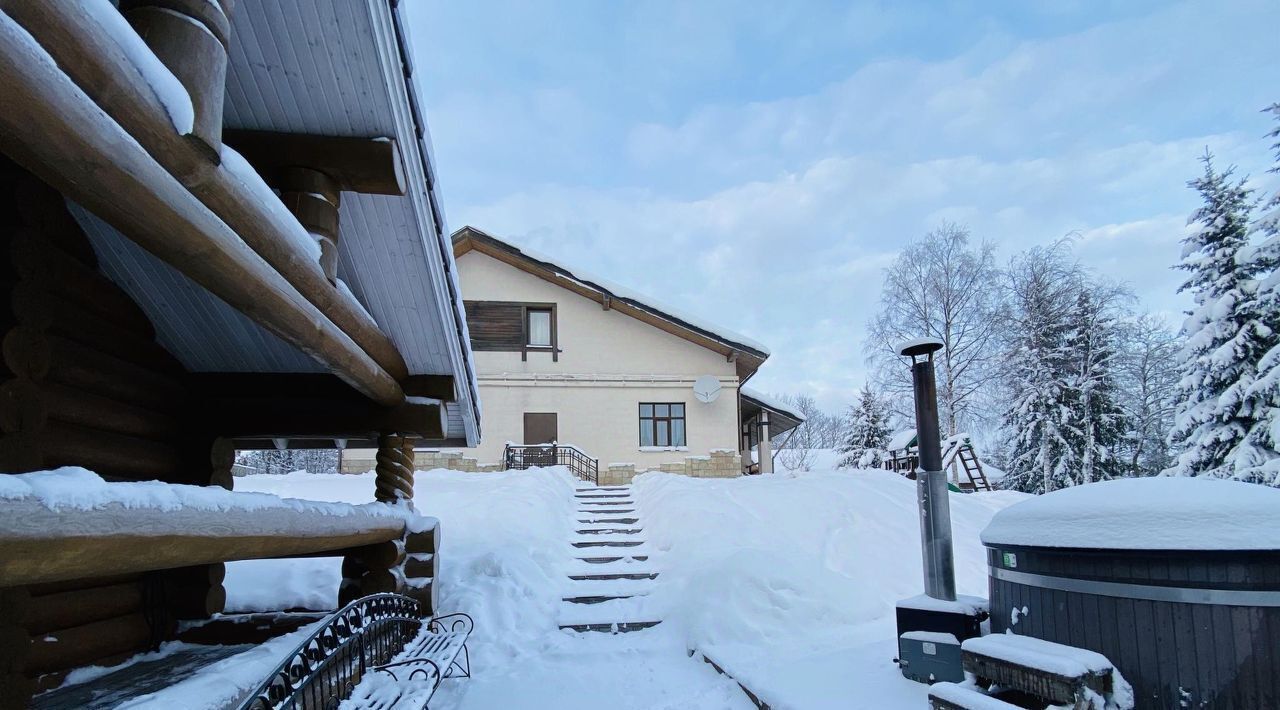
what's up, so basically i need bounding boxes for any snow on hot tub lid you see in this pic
[980,477,1280,551]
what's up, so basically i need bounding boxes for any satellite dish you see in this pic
[693,375,722,403]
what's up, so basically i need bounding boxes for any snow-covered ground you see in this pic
[222,464,1026,708]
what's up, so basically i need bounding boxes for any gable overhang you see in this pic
[453,226,769,382]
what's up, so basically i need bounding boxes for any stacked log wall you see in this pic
[0,166,229,702]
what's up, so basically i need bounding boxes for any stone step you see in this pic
[577,517,639,525]
[576,528,643,536]
[578,508,636,515]
[575,493,630,499]
[557,595,661,632]
[573,555,651,564]
[577,500,633,505]
[562,594,642,605]
[558,621,661,634]
[568,571,659,581]
[571,540,644,548]
[564,575,657,595]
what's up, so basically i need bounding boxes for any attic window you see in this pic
[526,308,552,347]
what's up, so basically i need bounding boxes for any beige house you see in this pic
[343,226,802,483]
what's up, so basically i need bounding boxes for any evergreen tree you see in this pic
[999,243,1081,493]
[1166,152,1272,483]
[838,384,893,468]
[1064,285,1129,484]
[1241,104,1280,485]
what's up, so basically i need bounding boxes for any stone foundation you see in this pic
[345,449,743,482]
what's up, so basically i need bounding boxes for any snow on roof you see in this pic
[981,477,1280,551]
[459,228,769,357]
[739,387,806,423]
[886,429,917,452]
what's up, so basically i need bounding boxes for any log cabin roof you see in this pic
[66,0,479,445]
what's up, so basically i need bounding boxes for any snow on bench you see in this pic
[961,634,1132,709]
[344,613,473,709]
[927,682,1020,710]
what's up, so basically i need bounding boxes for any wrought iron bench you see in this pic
[237,594,472,710]
[349,612,473,708]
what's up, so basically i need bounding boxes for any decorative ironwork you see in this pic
[238,593,425,710]
[373,612,474,685]
[503,443,599,484]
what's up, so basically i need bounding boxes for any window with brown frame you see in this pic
[639,402,686,447]
[464,300,558,361]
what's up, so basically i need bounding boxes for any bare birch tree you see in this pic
[867,224,1006,478]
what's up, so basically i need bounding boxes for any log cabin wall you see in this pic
[0,164,230,703]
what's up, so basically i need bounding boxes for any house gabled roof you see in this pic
[453,226,770,381]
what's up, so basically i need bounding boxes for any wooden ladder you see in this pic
[956,445,990,492]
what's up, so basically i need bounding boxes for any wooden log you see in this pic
[348,540,405,570]
[25,582,143,635]
[41,419,183,480]
[27,572,142,597]
[0,588,30,627]
[9,231,155,338]
[402,578,438,617]
[223,131,406,197]
[358,568,404,596]
[1,3,411,383]
[38,381,180,440]
[121,0,229,158]
[0,672,34,710]
[24,611,152,676]
[0,13,406,406]
[0,378,45,434]
[404,522,439,555]
[165,563,225,587]
[175,612,328,646]
[43,333,186,412]
[1,327,49,380]
[338,578,362,608]
[403,552,437,582]
[0,498,407,586]
[374,433,414,504]
[169,583,224,619]
[10,174,99,267]
[0,432,41,472]
[11,281,183,376]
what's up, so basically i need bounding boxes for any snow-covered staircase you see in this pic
[558,484,662,633]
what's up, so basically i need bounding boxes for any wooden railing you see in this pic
[502,444,599,484]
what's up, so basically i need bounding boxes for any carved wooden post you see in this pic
[275,168,342,282]
[374,432,414,505]
[121,0,234,158]
[403,520,440,617]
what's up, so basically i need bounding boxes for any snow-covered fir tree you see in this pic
[1166,151,1277,484]
[1240,104,1280,485]
[999,243,1081,493]
[838,384,893,468]
[1064,285,1129,484]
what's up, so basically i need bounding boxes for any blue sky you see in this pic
[405,0,1279,411]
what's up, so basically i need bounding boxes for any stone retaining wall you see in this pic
[361,449,745,484]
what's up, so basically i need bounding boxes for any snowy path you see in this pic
[430,481,753,709]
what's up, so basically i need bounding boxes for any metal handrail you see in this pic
[238,593,425,710]
[503,443,599,484]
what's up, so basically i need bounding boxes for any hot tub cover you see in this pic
[980,477,1280,551]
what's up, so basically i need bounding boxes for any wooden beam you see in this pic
[223,130,406,197]
[120,0,232,157]
[0,498,407,586]
[402,374,455,401]
[0,13,405,406]
[1,3,410,384]
[189,373,446,440]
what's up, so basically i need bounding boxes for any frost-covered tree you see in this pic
[1116,315,1182,477]
[774,393,825,472]
[1064,284,1130,484]
[237,448,340,475]
[1165,152,1277,483]
[867,224,1006,443]
[1240,104,1280,485]
[838,384,893,468]
[998,243,1082,493]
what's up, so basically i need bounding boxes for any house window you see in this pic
[639,403,686,447]
[526,308,552,347]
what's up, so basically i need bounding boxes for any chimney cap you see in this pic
[896,337,945,358]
